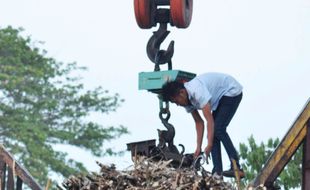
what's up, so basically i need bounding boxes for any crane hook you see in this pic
[147,23,174,71]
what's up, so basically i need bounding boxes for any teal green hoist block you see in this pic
[139,70,196,94]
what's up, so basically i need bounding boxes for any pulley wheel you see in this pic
[170,0,193,28]
[134,0,155,29]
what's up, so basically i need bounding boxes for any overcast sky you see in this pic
[1,0,309,177]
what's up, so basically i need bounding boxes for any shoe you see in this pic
[222,168,245,178]
[212,172,223,180]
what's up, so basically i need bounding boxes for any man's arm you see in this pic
[201,102,214,157]
[191,109,204,157]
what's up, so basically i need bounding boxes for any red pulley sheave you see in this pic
[134,0,155,29]
[170,0,193,28]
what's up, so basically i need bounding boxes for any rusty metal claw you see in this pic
[147,23,174,70]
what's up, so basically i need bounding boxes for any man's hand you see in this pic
[194,147,202,158]
[204,144,212,163]
[204,144,212,156]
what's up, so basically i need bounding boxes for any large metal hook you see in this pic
[147,23,174,71]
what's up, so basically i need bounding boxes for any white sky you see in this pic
[1,0,309,179]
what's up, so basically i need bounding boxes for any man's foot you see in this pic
[212,172,223,180]
[222,168,245,178]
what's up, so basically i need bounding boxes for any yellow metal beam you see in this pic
[253,98,310,188]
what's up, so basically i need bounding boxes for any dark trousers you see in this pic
[211,93,242,174]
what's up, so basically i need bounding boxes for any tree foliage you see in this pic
[239,135,302,190]
[0,26,128,187]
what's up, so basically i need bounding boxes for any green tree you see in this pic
[239,135,302,190]
[0,26,128,187]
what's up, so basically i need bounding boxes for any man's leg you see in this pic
[211,135,222,174]
[212,93,242,169]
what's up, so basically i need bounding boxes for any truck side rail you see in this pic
[0,144,42,190]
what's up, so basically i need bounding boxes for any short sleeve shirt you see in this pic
[183,72,243,112]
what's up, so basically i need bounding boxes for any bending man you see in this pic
[162,72,244,178]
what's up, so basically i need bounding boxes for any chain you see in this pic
[158,97,170,122]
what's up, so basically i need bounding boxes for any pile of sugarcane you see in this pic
[58,157,265,190]
[58,156,234,190]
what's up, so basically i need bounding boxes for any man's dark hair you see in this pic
[161,80,185,102]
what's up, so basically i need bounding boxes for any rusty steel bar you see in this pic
[0,158,6,190]
[16,177,23,190]
[7,166,14,190]
[0,145,43,190]
[302,119,310,189]
[127,139,156,158]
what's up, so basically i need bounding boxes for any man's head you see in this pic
[162,81,189,106]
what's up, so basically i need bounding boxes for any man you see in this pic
[162,72,244,178]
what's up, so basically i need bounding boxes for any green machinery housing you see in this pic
[139,70,196,94]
